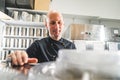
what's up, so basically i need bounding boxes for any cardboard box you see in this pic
[34,0,50,11]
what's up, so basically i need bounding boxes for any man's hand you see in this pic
[9,50,38,66]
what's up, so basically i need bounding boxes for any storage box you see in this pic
[16,0,34,9]
[34,0,50,11]
[0,0,5,12]
[5,0,34,9]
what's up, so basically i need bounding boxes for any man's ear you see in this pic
[44,21,49,36]
[44,21,48,29]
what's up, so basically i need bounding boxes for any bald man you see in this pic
[9,10,76,66]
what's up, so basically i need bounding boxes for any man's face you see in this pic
[46,13,64,40]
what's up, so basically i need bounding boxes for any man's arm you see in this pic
[8,50,38,66]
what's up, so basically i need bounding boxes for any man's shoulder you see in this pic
[31,37,49,47]
[35,37,49,43]
[62,38,76,49]
[62,38,73,43]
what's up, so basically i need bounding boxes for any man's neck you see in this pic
[50,36,61,41]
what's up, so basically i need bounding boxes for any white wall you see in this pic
[51,0,120,20]
[50,0,120,39]
[50,0,120,28]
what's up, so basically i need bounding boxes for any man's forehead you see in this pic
[47,10,61,16]
[46,10,63,22]
[48,15,63,22]
[49,13,62,18]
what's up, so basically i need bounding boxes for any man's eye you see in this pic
[50,21,56,25]
[58,21,61,24]
[50,21,62,25]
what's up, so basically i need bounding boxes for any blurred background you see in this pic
[0,0,120,60]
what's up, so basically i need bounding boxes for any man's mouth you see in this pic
[53,30,61,34]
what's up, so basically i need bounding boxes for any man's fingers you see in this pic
[15,51,24,65]
[9,50,37,66]
[9,50,28,66]
[10,52,18,65]
[21,51,28,64]
[28,58,38,63]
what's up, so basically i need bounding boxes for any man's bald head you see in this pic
[45,10,65,41]
[46,10,64,23]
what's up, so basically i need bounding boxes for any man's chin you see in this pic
[54,35,61,40]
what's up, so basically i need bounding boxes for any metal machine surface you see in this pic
[70,24,105,41]
[104,27,120,42]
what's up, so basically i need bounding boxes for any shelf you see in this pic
[7,7,48,15]
[63,13,120,23]
[3,47,26,50]
[62,13,98,20]
[4,35,42,39]
[0,7,48,60]
[0,19,45,27]
[0,11,13,20]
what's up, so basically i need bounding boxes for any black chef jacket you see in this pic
[26,36,76,63]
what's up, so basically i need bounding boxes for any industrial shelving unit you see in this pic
[0,8,48,60]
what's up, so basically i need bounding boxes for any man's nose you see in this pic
[54,22,60,26]
[54,24,60,32]
[54,23,60,28]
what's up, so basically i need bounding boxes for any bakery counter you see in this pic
[0,61,55,80]
[1,50,120,80]
[0,62,32,80]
